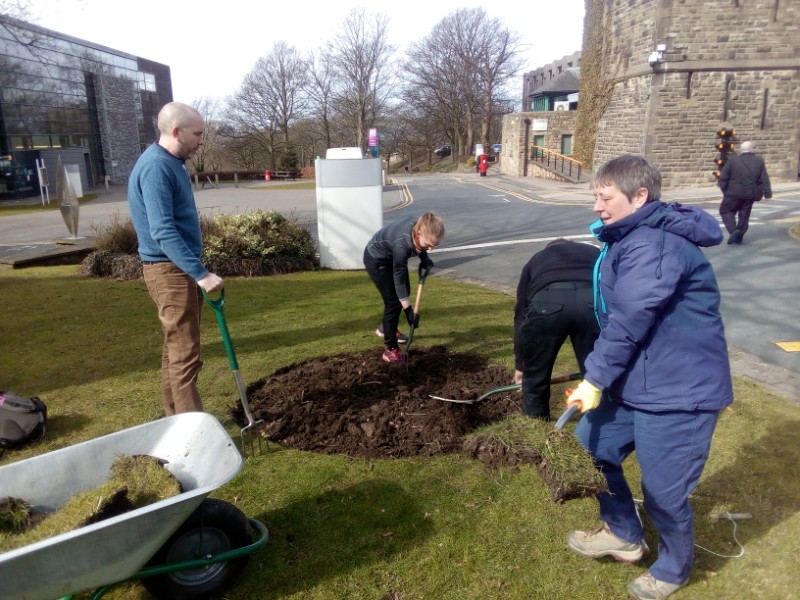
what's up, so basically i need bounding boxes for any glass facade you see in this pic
[0,16,172,199]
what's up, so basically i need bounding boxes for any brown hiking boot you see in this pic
[567,522,648,562]
[627,572,687,599]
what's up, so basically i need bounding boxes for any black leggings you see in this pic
[363,249,409,349]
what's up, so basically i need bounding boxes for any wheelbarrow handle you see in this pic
[201,289,239,372]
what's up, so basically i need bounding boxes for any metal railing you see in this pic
[528,146,583,180]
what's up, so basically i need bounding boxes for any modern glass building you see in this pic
[0,16,172,200]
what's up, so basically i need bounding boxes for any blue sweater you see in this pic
[128,143,207,281]
[585,202,733,412]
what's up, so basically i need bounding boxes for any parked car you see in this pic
[434,145,451,157]
[492,144,502,154]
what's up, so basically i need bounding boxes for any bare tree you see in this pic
[290,117,325,167]
[0,0,31,20]
[306,49,335,151]
[1,8,67,73]
[218,123,268,172]
[190,96,224,172]
[402,8,523,160]
[403,19,477,159]
[227,41,309,170]
[457,8,524,151]
[374,108,414,169]
[326,7,396,151]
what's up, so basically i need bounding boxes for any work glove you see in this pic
[404,306,420,328]
[420,255,434,272]
[566,380,602,413]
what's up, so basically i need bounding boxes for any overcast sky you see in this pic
[26,0,585,104]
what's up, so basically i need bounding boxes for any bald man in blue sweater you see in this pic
[128,102,223,415]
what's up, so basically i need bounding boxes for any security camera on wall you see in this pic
[648,51,661,67]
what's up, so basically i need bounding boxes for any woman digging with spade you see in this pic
[363,212,445,363]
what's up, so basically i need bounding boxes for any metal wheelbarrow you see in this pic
[0,412,268,600]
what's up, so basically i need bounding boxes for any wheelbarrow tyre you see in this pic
[142,498,253,600]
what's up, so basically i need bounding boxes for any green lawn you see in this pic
[1,265,798,600]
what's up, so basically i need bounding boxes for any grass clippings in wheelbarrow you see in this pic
[0,496,31,534]
[461,415,608,503]
[0,454,181,553]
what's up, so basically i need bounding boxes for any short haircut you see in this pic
[414,212,445,240]
[157,102,202,135]
[593,154,662,203]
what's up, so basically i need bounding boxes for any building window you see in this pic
[561,134,573,156]
[139,72,156,92]
[532,97,549,111]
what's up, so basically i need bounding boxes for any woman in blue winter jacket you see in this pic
[565,155,733,600]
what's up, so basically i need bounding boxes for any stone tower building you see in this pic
[589,0,799,189]
[504,0,800,190]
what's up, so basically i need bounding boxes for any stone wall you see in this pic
[506,0,800,189]
[595,0,800,189]
[501,111,578,178]
[95,75,144,185]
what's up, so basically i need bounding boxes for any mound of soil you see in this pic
[244,346,522,459]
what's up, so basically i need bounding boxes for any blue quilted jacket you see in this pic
[585,201,734,412]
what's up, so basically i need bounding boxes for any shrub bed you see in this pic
[80,210,318,280]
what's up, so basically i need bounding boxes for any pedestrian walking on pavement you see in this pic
[128,101,224,415]
[718,140,772,245]
[565,154,733,600]
[363,212,444,363]
[513,239,600,420]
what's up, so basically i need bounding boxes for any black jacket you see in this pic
[719,152,772,202]
[364,217,427,302]
[513,241,600,366]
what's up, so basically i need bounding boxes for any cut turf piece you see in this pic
[462,415,607,502]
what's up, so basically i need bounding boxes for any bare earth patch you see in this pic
[239,346,606,501]
[243,346,520,459]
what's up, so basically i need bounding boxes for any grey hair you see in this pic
[593,154,662,203]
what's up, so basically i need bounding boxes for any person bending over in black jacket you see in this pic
[513,239,600,419]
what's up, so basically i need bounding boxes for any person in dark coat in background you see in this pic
[513,239,600,420]
[718,140,772,245]
[565,154,733,600]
